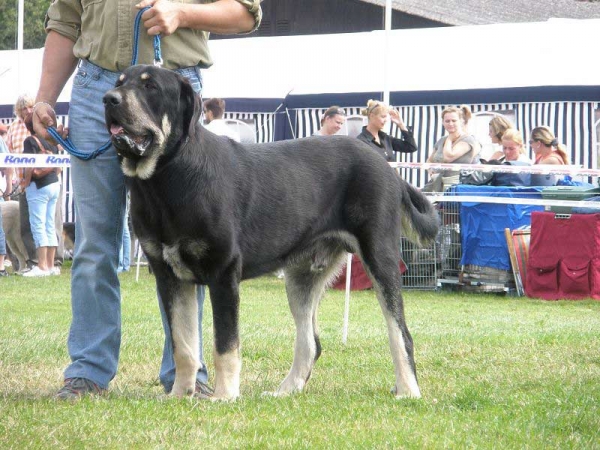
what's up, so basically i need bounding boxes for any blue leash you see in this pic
[48,6,162,161]
[132,7,163,67]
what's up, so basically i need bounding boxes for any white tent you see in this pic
[0,48,74,109]
[1,18,598,112]
[203,18,599,98]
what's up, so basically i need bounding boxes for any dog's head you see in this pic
[103,65,200,179]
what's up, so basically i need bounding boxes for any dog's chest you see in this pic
[143,238,208,281]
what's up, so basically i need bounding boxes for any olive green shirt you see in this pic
[45,0,262,71]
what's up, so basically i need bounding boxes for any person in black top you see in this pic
[356,99,417,161]
[20,114,61,277]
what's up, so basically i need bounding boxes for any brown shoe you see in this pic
[56,377,106,400]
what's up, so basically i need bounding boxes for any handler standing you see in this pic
[32,0,261,399]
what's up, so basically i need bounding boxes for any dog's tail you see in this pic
[398,178,440,247]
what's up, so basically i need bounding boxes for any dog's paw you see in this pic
[262,387,302,398]
[208,395,238,403]
[390,385,421,399]
[261,391,280,398]
[211,386,239,402]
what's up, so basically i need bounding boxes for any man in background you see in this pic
[203,98,241,142]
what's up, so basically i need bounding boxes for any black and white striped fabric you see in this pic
[292,101,600,187]
[2,100,599,221]
[223,112,276,144]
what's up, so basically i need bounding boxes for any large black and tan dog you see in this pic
[103,65,439,400]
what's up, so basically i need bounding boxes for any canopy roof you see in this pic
[1,19,598,114]
[360,0,600,26]
[202,18,599,99]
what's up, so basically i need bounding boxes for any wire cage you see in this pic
[400,235,438,289]
[400,204,461,290]
[400,198,514,292]
[434,197,514,294]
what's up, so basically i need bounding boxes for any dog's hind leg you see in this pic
[274,250,346,396]
[158,279,200,397]
[361,246,421,399]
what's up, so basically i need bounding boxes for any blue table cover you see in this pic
[446,185,545,271]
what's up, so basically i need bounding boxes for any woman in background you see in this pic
[530,126,570,165]
[316,106,346,136]
[20,115,61,277]
[356,99,417,161]
[488,115,514,160]
[500,129,531,163]
[426,105,480,191]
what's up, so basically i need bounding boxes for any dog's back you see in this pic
[189,133,422,277]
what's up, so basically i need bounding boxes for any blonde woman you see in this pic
[6,95,34,194]
[500,129,530,163]
[356,99,417,161]
[6,94,33,154]
[488,115,514,160]
[530,126,570,165]
[426,105,480,190]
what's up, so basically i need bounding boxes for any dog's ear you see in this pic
[179,78,202,137]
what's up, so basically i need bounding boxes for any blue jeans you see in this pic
[0,199,6,255]
[65,59,206,390]
[118,197,131,272]
[25,181,60,248]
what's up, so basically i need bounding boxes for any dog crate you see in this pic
[400,235,438,289]
[438,201,462,279]
[434,190,520,294]
[400,203,461,290]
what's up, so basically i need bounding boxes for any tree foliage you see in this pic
[0,0,51,51]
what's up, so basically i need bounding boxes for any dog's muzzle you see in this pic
[109,127,151,158]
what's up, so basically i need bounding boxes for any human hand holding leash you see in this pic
[136,0,257,35]
[136,0,182,36]
[32,102,68,146]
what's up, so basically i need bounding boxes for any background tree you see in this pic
[0,0,50,51]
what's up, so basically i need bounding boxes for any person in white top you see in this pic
[203,98,240,142]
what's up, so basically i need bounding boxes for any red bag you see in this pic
[526,212,600,300]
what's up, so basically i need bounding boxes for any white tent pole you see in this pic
[135,241,142,282]
[383,0,392,105]
[17,0,24,95]
[342,253,353,344]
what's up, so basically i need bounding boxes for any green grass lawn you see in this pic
[1,265,599,449]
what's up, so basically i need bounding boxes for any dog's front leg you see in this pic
[157,276,199,397]
[209,275,242,401]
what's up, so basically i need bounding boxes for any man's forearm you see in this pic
[137,0,257,36]
[183,0,256,34]
[36,31,79,106]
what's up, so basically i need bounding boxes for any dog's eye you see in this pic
[144,81,157,90]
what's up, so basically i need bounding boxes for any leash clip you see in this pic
[154,58,163,67]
